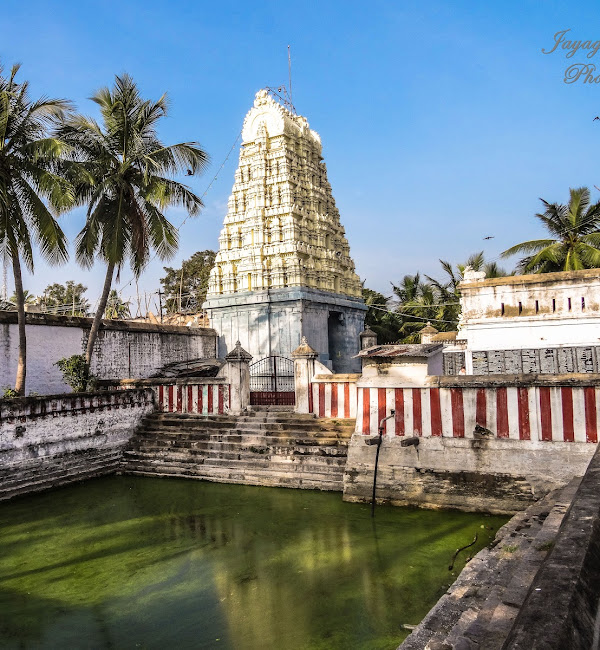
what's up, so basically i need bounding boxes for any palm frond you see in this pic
[501,239,556,258]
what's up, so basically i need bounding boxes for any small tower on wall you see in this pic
[204,90,366,372]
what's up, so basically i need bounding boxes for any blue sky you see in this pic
[3,0,600,311]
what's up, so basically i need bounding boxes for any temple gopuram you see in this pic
[204,90,366,373]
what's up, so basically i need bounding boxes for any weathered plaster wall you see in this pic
[0,322,83,395]
[343,375,600,513]
[87,326,217,380]
[344,435,593,514]
[459,269,600,334]
[360,355,443,384]
[0,389,154,501]
[0,312,217,395]
[456,269,600,375]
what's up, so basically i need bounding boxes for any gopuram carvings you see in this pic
[204,90,366,372]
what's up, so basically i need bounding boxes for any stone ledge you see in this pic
[0,389,154,420]
[312,374,360,382]
[502,444,600,649]
[99,377,227,388]
[203,286,367,311]
[0,309,216,335]
[399,479,581,650]
[428,373,600,388]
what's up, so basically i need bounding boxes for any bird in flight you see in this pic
[483,236,495,240]
[594,117,600,121]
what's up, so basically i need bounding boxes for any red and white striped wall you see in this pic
[155,383,230,415]
[356,385,600,443]
[309,382,358,418]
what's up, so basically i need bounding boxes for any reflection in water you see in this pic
[0,477,507,649]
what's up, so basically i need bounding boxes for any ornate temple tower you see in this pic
[204,90,366,372]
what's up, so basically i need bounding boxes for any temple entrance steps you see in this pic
[400,477,582,650]
[122,407,356,491]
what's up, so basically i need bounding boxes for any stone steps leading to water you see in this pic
[399,477,582,650]
[124,458,345,491]
[122,410,355,492]
[0,447,123,501]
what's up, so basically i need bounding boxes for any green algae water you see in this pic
[0,477,507,650]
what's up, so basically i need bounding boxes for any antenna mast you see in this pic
[288,45,293,108]
[265,46,296,113]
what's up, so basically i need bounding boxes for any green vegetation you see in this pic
[40,281,90,316]
[502,186,600,273]
[160,249,216,313]
[364,251,509,344]
[0,63,73,395]
[104,289,131,319]
[54,354,94,392]
[57,74,209,365]
[503,544,519,553]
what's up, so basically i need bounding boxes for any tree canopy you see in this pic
[57,73,209,364]
[40,281,90,316]
[104,289,131,319]
[160,249,216,313]
[386,252,509,343]
[501,187,600,273]
[0,62,73,393]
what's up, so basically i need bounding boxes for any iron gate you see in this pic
[249,356,295,406]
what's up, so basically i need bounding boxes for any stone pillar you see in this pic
[359,327,377,350]
[464,349,473,376]
[221,341,252,414]
[292,336,318,414]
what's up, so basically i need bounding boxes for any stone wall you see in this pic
[503,443,600,649]
[309,376,359,418]
[459,268,600,348]
[401,443,600,648]
[87,324,216,379]
[0,389,154,501]
[0,311,217,395]
[457,269,600,376]
[109,378,231,416]
[443,349,466,375]
[205,287,365,372]
[469,344,600,375]
[343,375,600,513]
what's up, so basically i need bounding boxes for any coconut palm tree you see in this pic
[391,274,453,342]
[104,289,130,319]
[8,289,36,305]
[362,287,402,344]
[390,254,510,342]
[0,63,72,395]
[501,187,600,273]
[58,74,209,366]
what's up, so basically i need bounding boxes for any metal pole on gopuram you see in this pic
[288,45,293,109]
